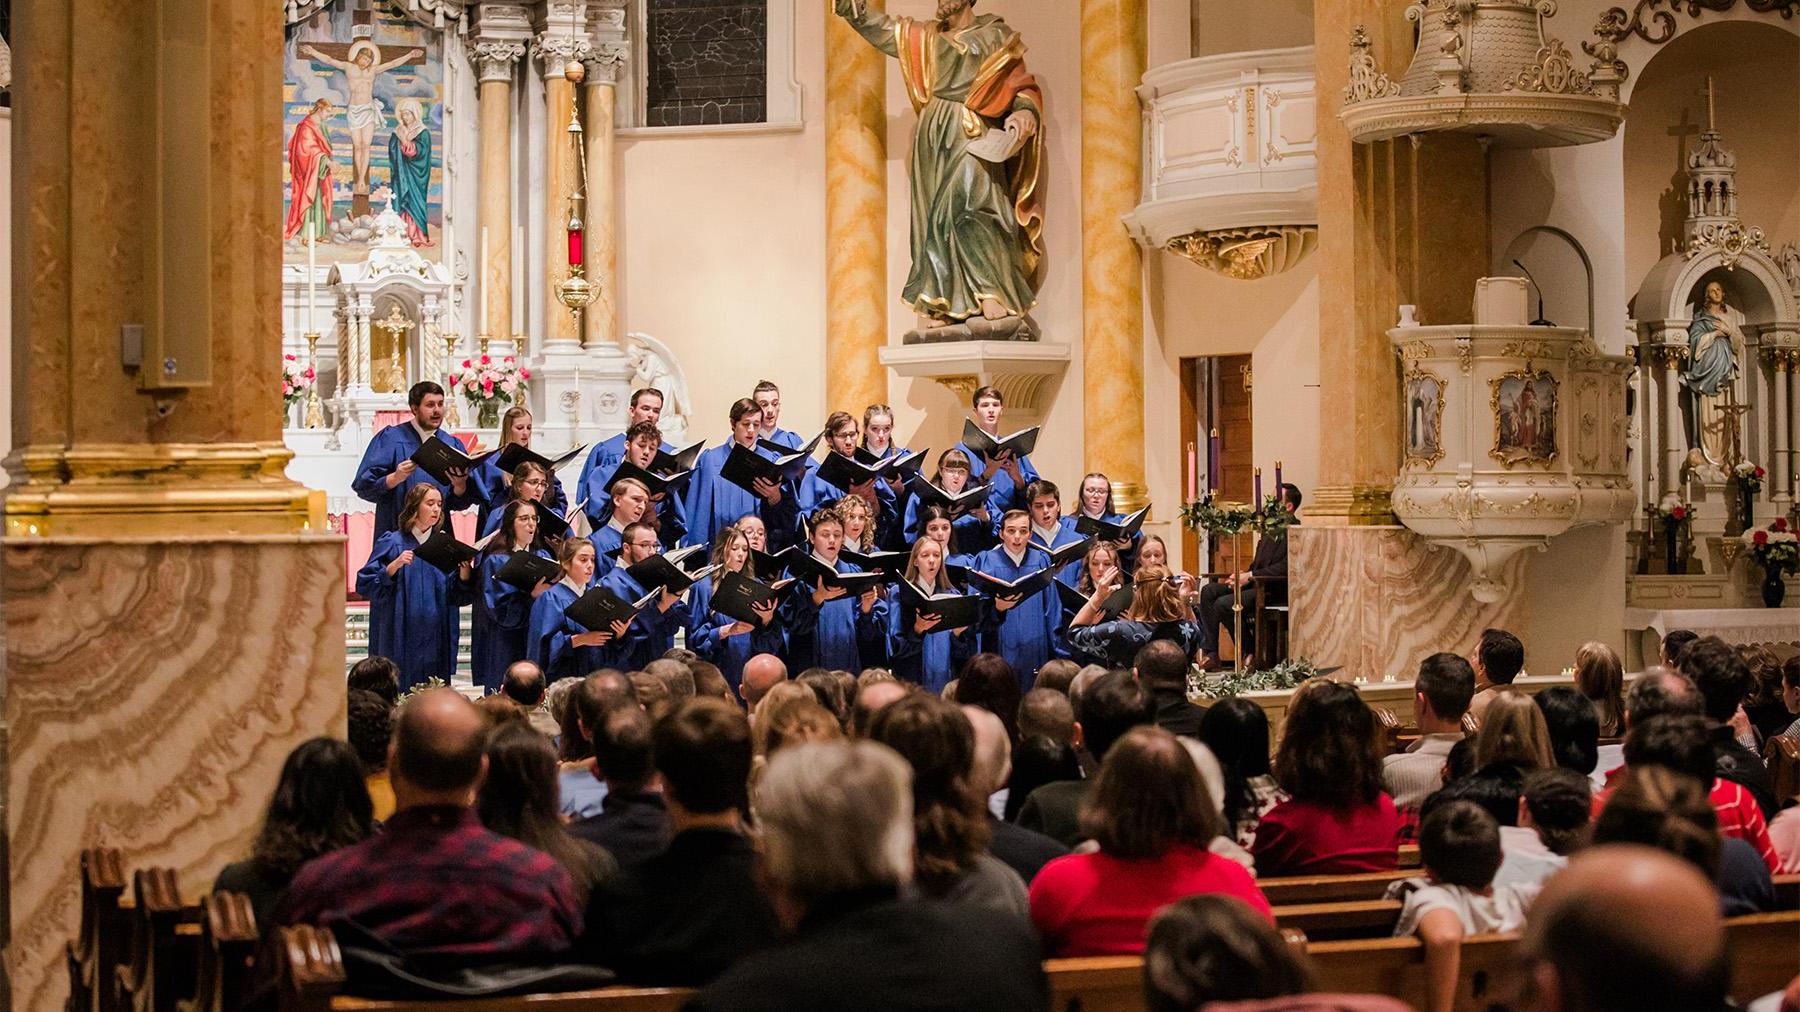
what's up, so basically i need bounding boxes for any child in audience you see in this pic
[1495,767,1590,889]
[1389,801,1538,1012]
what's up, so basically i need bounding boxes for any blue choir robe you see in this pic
[472,454,569,535]
[599,566,690,671]
[356,529,471,691]
[865,444,918,552]
[580,439,680,527]
[954,439,1040,486]
[687,576,786,692]
[352,423,484,537]
[1062,512,1141,574]
[471,547,551,693]
[762,427,805,452]
[887,582,977,694]
[1066,619,1203,670]
[903,496,996,556]
[780,555,890,672]
[589,520,628,563]
[1033,523,1089,587]
[971,544,1061,690]
[526,577,618,682]
[681,441,802,551]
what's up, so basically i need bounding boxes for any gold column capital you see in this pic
[3,442,315,537]
[1303,484,1397,526]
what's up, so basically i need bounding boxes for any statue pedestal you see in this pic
[529,342,636,454]
[879,340,1071,414]
[902,315,1036,344]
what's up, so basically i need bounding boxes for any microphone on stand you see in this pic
[1513,259,1555,327]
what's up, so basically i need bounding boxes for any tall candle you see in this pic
[514,224,526,335]
[1255,467,1263,507]
[1208,429,1221,493]
[567,226,584,269]
[1185,442,1197,501]
[1275,459,1283,494]
[305,224,317,333]
[479,227,490,331]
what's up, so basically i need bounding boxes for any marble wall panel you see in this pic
[1290,525,1526,682]
[2,537,345,1011]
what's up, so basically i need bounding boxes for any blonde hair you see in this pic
[1476,690,1555,770]
[556,536,595,573]
[1574,641,1625,737]
[904,536,953,593]
[836,495,876,551]
[1077,543,1122,595]
[1125,564,1186,623]
[500,406,532,446]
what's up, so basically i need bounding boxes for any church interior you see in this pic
[4,0,1800,1008]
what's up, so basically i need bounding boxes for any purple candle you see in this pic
[1255,468,1263,507]
[1208,429,1220,493]
[1275,459,1283,494]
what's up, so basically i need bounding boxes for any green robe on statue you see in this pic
[839,5,1045,322]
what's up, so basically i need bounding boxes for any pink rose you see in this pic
[482,378,494,395]
[462,359,473,369]
[480,354,491,365]
[501,379,516,395]
[1756,530,1770,546]
[519,368,532,380]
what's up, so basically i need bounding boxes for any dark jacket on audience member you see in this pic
[1149,687,1208,739]
[1709,724,1778,820]
[581,828,779,986]
[687,890,1048,1012]
[569,791,671,869]
[987,816,1070,885]
[212,858,294,931]
[1016,780,1093,849]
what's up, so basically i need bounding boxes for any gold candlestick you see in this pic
[478,332,492,359]
[303,332,325,429]
[513,332,530,359]
[443,331,462,427]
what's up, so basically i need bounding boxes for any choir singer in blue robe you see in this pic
[888,537,975,694]
[598,521,690,671]
[473,407,568,534]
[352,381,483,537]
[575,387,671,511]
[471,499,554,694]
[686,526,785,693]
[355,485,472,691]
[782,505,888,672]
[972,509,1060,690]
[683,398,801,551]
[526,539,624,682]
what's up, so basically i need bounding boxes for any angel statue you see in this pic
[834,0,1044,335]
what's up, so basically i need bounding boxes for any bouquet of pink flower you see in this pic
[448,354,531,425]
[282,353,316,409]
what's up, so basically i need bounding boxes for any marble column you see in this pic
[473,41,526,342]
[824,1,888,413]
[1662,348,1685,497]
[1080,0,1148,510]
[4,1,345,1007]
[538,39,588,349]
[1768,350,1790,507]
[583,52,624,349]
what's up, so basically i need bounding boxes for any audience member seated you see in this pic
[739,653,789,717]
[646,657,698,708]
[1449,689,1555,827]
[1535,686,1601,778]
[216,737,375,928]
[690,741,1047,1011]
[1130,640,1205,737]
[1018,687,1076,746]
[1253,679,1400,876]
[1596,666,1699,791]
[1518,844,1727,1012]
[1035,658,1080,697]
[1495,767,1590,889]
[347,655,402,707]
[1573,641,1624,738]
[1178,738,1255,871]
[1389,801,1536,1012]
[477,723,617,905]
[1593,765,1774,916]
[1661,628,1699,670]
[688,658,735,706]
[1678,636,1780,818]
[1738,644,1790,743]
[1030,726,1270,957]
[569,705,670,867]
[1385,653,1475,819]
[965,705,1068,884]
[851,679,910,738]
[558,671,636,820]
[1199,698,1289,849]
[582,698,779,985]
[956,653,1025,742]
[1142,895,1312,1012]
[867,694,1030,917]
[273,688,582,959]
[796,668,849,727]
[1004,734,1083,823]
[1019,671,1155,847]
[1468,628,1525,723]
[1776,656,1800,741]
[502,660,560,737]
[347,689,397,822]
[1602,714,1779,873]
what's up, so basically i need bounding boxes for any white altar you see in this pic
[1623,606,1800,669]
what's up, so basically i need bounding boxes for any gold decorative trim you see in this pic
[1489,367,1559,468]
[1109,481,1149,515]
[1404,367,1448,469]
[1306,484,1397,526]
[3,442,315,537]
[933,374,980,400]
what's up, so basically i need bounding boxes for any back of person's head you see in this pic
[476,723,593,892]
[1274,679,1383,808]
[759,697,844,760]
[1196,697,1273,832]
[655,698,752,815]
[1132,638,1191,692]
[392,688,488,796]
[592,705,655,792]
[1070,664,1109,707]
[797,668,849,726]
[1519,845,1727,1012]
[1444,736,1479,783]
[1592,765,1722,878]
[1784,654,1800,694]
[251,738,375,875]
[632,672,675,719]
[346,690,394,774]
[1574,641,1625,734]
[1419,799,1503,889]
[1081,725,1224,859]
[644,657,697,707]
[574,669,638,738]
[501,661,547,708]
[347,656,402,706]
[1674,636,1753,723]
[1661,628,1700,669]
[1415,652,1476,722]
[851,680,910,738]
[1623,667,1701,729]
[1143,895,1312,1012]
[1622,713,1715,787]
[955,653,1023,740]
[1521,766,1592,857]
[858,667,898,688]
[1076,670,1156,761]
[1534,686,1600,774]
[1477,628,1525,684]
[1035,658,1079,696]
[963,705,1012,797]
[1423,765,1522,828]
[476,693,528,726]
[1005,734,1084,821]
[688,659,731,702]
[1740,644,1783,709]
[741,653,789,708]
[1017,687,1075,744]
[757,741,915,908]
[1475,689,1554,771]
[866,694,988,889]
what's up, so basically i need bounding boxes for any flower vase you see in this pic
[477,402,500,428]
[1762,564,1787,608]
[1664,523,1681,575]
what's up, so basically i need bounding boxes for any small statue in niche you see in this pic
[1681,280,1746,469]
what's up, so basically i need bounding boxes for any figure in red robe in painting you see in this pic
[285,99,335,241]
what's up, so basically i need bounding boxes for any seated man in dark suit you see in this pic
[1017,672,1155,848]
[1134,639,1207,738]
[273,689,581,959]
[690,739,1046,1012]
[1198,482,1299,670]
[580,697,779,984]
[569,706,670,866]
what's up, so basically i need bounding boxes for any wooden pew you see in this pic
[1044,957,1143,1012]
[66,847,129,1012]
[1259,869,1415,906]
[113,867,201,1012]
[1273,900,1403,941]
[1768,734,1799,805]
[179,891,260,1012]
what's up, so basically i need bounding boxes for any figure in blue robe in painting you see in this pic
[386,97,434,247]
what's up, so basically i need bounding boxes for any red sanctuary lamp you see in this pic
[554,59,596,319]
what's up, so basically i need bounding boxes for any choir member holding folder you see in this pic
[954,385,1040,511]
[576,388,670,508]
[971,509,1061,688]
[527,539,622,681]
[781,505,889,671]
[356,485,474,691]
[1024,480,1089,585]
[683,398,802,551]
[902,449,996,553]
[914,505,976,587]
[687,527,787,692]
[589,421,693,541]
[471,499,555,694]
[889,537,978,693]
[352,381,485,537]
[589,476,658,570]
[1066,563,1205,668]
[474,407,572,533]
[598,522,693,670]
[479,460,554,538]
[1067,472,1145,573]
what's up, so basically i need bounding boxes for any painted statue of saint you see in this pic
[284,99,335,242]
[834,0,1044,330]
[1682,280,1745,466]
[387,98,433,247]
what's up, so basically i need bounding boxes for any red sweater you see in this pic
[1250,795,1402,877]
[1028,843,1271,957]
